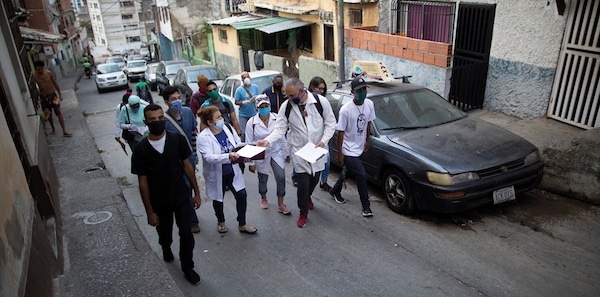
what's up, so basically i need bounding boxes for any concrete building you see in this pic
[209,0,598,130]
[87,0,154,55]
[1,1,64,296]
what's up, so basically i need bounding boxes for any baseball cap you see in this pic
[197,74,208,86]
[254,94,270,108]
[350,77,368,90]
[128,95,141,105]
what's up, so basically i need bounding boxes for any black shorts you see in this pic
[40,92,62,115]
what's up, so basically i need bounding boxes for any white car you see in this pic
[124,60,147,82]
[145,62,159,91]
[95,63,128,93]
[219,70,282,102]
[104,56,125,69]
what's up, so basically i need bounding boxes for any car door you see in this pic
[156,63,166,89]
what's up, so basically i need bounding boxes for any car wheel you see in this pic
[383,168,414,214]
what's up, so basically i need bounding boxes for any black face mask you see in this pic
[147,120,166,135]
[273,83,282,90]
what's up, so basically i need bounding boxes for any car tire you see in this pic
[383,168,414,214]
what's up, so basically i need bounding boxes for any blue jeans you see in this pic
[333,155,370,209]
[258,158,286,197]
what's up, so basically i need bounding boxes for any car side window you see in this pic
[221,79,232,97]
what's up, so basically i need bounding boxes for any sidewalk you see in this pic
[51,67,184,297]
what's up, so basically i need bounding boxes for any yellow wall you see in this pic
[345,3,379,28]
[212,25,240,58]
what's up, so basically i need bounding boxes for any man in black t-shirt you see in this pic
[131,104,202,285]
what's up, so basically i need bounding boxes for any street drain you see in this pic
[83,211,112,225]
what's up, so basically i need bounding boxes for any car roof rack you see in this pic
[332,61,412,90]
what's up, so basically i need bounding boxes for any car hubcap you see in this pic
[385,174,406,207]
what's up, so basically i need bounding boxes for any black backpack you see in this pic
[285,92,324,119]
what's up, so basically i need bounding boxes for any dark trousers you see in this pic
[296,172,321,215]
[183,176,199,226]
[155,201,195,271]
[333,156,370,209]
[213,173,248,226]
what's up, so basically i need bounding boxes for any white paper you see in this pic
[235,144,266,159]
[294,142,328,163]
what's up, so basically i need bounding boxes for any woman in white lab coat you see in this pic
[245,95,291,215]
[196,106,257,234]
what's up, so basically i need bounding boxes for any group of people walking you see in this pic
[114,73,376,285]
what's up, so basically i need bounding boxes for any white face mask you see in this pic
[243,78,251,86]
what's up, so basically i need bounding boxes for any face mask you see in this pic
[199,85,207,93]
[273,83,282,90]
[290,89,304,105]
[131,107,140,113]
[170,99,183,112]
[355,91,367,104]
[258,106,271,116]
[243,78,251,86]
[213,119,225,130]
[209,89,219,101]
[147,120,166,135]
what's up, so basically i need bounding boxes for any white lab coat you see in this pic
[245,112,288,174]
[197,126,245,202]
[265,92,336,175]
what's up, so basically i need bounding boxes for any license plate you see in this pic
[108,82,118,86]
[493,186,516,204]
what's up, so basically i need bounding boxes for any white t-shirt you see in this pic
[148,133,166,153]
[336,99,376,157]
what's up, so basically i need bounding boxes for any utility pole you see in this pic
[337,0,345,86]
[139,0,151,59]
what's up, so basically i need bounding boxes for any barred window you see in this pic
[219,29,227,42]
[391,0,455,43]
[349,9,363,28]
[126,36,141,42]
[121,14,133,20]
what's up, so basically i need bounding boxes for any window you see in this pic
[126,36,141,42]
[121,14,133,20]
[349,9,363,28]
[93,3,98,8]
[298,27,312,52]
[123,24,138,30]
[392,0,455,43]
[120,1,134,7]
[219,29,227,42]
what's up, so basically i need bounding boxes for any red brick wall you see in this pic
[345,27,452,68]
[23,0,50,31]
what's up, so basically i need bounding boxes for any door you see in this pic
[324,25,334,61]
[449,4,495,110]
[548,0,600,129]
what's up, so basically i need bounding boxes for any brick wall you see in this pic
[345,27,452,68]
[24,0,50,31]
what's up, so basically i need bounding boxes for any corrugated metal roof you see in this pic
[208,15,261,26]
[257,19,312,34]
[20,26,65,43]
[230,17,288,30]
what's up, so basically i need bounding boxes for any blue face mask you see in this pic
[290,89,304,104]
[258,106,271,116]
[214,119,225,130]
[131,107,140,113]
[170,99,183,112]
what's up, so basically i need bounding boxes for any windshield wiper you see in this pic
[382,126,429,131]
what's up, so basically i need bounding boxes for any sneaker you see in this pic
[297,213,307,228]
[162,247,174,263]
[308,197,314,210]
[329,189,346,204]
[362,208,373,217]
[184,269,201,286]
[278,204,291,215]
[191,224,201,233]
[260,198,269,209]
[319,182,332,192]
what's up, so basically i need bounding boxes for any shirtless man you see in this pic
[32,60,72,136]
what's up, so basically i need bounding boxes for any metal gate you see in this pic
[449,4,495,110]
[548,0,600,129]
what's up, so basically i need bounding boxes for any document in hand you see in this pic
[235,144,266,159]
[294,142,328,163]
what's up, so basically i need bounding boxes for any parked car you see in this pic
[145,62,159,91]
[219,70,282,102]
[139,47,150,60]
[326,77,544,214]
[155,60,192,95]
[173,65,226,105]
[124,60,146,82]
[104,56,125,69]
[95,63,128,93]
[127,54,145,61]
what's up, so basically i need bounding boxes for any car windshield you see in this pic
[166,63,191,76]
[106,57,124,63]
[128,61,145,67]
[97,64,121,74]
[372,88,466,131]
[186,68,226,82]
[251,74,279,91]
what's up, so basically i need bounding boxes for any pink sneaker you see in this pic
[297,213,307,228]
[308,197,314,210]
[278,204,291,215]
[260,198,269,209]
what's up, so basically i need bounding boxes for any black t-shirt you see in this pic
[131,131,191,207]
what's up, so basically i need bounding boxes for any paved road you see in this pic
[77,77,600,297]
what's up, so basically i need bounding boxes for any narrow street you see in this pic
[76,77,600,297]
